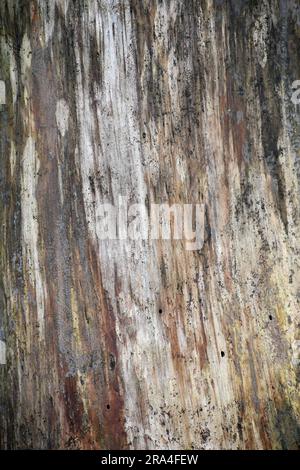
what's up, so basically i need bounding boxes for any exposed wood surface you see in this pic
[0,0,300,449]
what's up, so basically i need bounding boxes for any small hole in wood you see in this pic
[221,351,225,358]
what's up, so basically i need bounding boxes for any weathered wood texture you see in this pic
[0,0,300,449]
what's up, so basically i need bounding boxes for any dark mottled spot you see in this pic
[109,353,116,371]
[200,428,210,442]
[88,175,95,195]
[159,308,163,314]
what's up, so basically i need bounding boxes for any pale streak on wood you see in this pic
[21,137,46,340]
[0,341,6,365]
[0,80,5,105]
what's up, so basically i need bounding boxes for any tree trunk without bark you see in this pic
[0,0,300,450]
